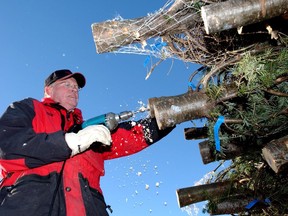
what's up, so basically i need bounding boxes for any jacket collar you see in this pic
[42,97,83,124]
[42,97,65,110]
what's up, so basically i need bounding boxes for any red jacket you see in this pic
[0,98,173,216]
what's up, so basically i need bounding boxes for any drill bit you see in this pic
[133,106,149,114]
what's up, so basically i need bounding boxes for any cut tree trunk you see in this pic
[262,135,288,173]
[199,140,245,164]
[148,87,238,130]
[176,181,234,207]
[148,90,214,130]
[201,0,288,34]
[184,127,208,140]
[91,2,200,53]
[209,195,259,215]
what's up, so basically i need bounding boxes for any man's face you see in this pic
[46,77,79,111]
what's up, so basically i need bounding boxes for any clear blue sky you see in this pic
[0,1,224,215]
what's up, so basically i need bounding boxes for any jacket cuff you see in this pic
[140,118,175,145]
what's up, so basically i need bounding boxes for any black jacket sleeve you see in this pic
[138,117,175,145]
[118,117,175,145]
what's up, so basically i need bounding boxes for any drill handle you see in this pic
[81,114,106,129]
[81,111,134,131]
[81,113,119,131]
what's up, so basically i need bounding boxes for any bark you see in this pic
[91,2,200,53]
[209,195,258,215]
[262,135,288,173]
[201,0,288,34]
[176,181,233,207]
[167,0,193,14]
[184,127,208,140]
[199,140,245,164]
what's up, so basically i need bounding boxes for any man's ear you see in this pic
[44,86,52,98]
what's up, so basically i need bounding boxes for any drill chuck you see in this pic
[118,111,134,121]
[105,111,134,130]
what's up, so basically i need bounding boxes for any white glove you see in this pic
[65,125,111,157]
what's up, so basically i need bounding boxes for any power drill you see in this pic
[81,111,135,131]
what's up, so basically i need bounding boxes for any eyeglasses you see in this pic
[57,81,80,92]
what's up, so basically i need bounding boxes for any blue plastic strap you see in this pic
[245,199,259,209]
[245,198,271,210]
[214,116,225,152]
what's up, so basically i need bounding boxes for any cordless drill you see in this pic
[81,111,135,131]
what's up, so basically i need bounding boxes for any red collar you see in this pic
[41,98,83,123]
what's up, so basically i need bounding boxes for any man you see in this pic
[0,69,174,216]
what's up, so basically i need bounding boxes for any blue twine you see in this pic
[143,56,151,67]
[188,82,196,90]
[214,116,225,152]
[143,42,167,67]
[154,41,167,50]
[264,198,271,204]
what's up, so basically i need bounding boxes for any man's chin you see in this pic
[66,101,78,111]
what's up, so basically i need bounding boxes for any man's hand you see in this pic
[65,125,111,157]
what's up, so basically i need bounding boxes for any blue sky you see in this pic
[0,1,224,215]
